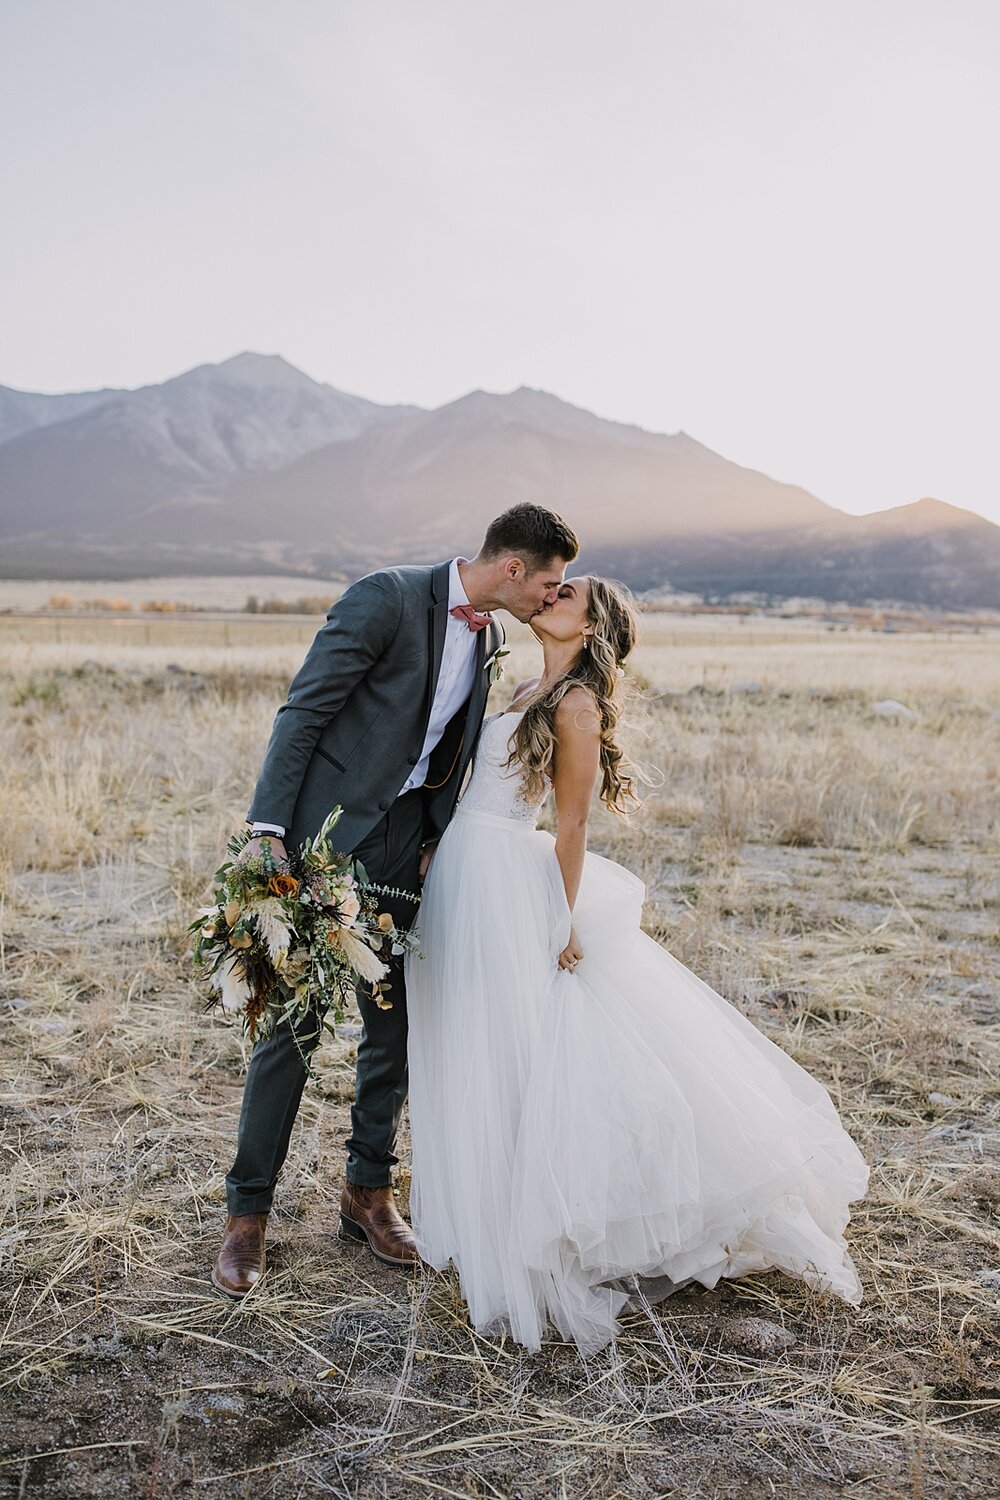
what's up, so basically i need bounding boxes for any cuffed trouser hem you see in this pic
[225,1184,275,1216]
[345,1168,394,1189]
[225,1196,274,1217]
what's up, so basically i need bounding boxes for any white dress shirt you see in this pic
[251,558,487,837]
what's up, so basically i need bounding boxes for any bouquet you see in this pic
[191,807,419,1052]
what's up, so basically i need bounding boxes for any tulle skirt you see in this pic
[404,805,869,1355]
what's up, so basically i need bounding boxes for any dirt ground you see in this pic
[1,615,999,1497]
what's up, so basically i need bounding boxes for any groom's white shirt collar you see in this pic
[449,557,492,620]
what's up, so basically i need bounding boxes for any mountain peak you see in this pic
[204,351,325,391]
[435,384,663,446]
[859,496,990,534]
[162,351,327,395]
[911,496,978,520]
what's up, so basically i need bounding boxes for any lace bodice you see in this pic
[457,711,550,826]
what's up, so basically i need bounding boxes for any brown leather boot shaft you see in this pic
[211,1212,268,1297]
[339,1183,422,1267]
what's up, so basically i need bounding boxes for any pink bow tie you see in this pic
[450,603,492,632]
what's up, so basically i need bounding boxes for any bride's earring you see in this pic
[582,632,591,651]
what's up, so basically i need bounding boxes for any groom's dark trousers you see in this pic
[225,789,425,1214]
[222,560,503,1217]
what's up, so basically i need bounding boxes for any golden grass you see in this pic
[1,612,999,1496]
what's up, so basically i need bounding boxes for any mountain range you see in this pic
[1,351,997,608]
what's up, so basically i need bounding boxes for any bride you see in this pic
[404,575,869,1356]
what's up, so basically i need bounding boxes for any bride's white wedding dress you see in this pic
[404,710,869,1355]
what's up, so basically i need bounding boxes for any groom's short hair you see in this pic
[480,504,579,572]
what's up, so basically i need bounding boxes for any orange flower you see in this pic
[269,872,299,898]
[377,913,395,932]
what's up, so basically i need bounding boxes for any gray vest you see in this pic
[247,560,504,853]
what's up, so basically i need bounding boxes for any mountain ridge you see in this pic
[0,354,996,607]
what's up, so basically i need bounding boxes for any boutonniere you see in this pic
[486,648,510,684]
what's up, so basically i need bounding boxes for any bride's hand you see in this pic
[558,928,584,973]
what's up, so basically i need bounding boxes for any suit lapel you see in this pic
[423,559,453,734]
[481,618,504,683]
[481,617,502,677]
[471,619,490,707]
[465,618,500,739]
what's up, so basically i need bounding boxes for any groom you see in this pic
[212,502,580,1294]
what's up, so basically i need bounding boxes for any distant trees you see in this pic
[41,592,339,615]
[243,595,337,615]
[48,594,135,611]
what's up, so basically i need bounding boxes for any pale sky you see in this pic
[2,0,998,523]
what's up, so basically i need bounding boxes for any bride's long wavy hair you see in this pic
[504,576,644,817]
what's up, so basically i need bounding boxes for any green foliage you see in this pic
[12,675,63,706]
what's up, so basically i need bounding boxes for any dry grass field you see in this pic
[2,610,999,1499]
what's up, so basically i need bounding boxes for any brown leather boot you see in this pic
[211,1212,268,1297]
[338,1183,422,1268]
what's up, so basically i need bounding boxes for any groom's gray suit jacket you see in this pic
[247,560,504,855]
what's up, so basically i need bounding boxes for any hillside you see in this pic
[1,356,997,607]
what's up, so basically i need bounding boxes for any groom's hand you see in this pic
[418,841,438,883]
[240,835,288,865]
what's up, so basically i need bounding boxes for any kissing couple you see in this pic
[212,502,868,1355]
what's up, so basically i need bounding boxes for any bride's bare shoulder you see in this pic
[555,685,601,735]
